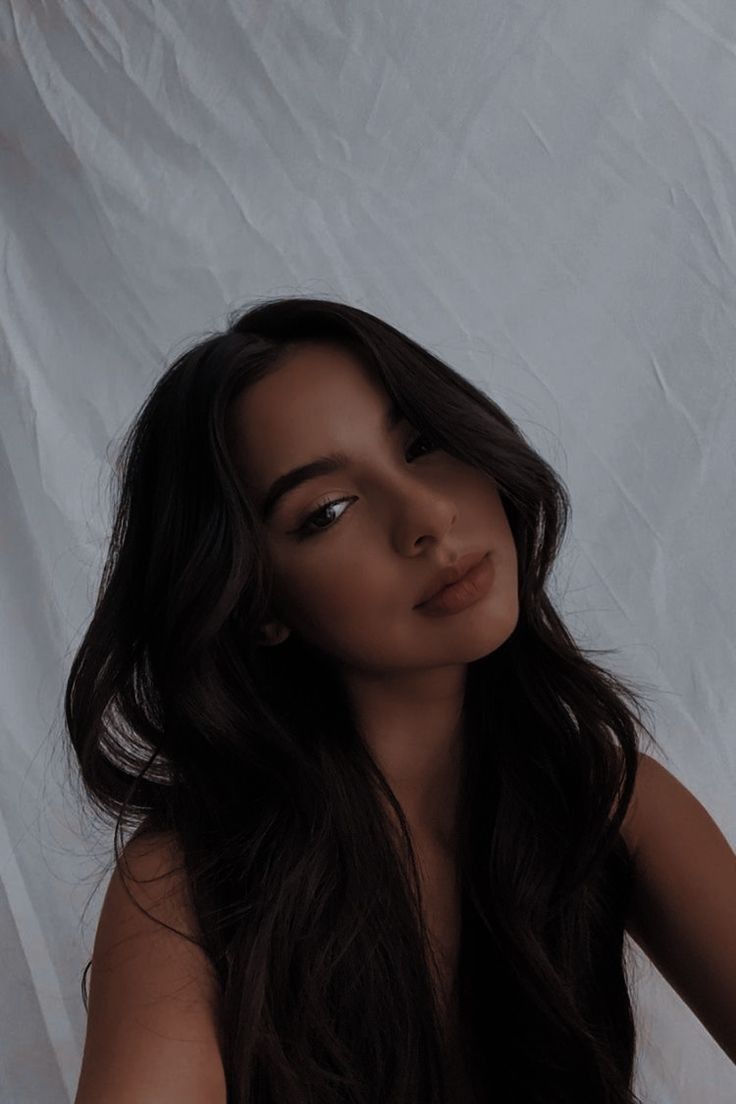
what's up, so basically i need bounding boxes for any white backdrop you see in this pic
[1,1,735,1100]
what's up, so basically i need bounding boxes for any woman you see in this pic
[67,297,736,1103]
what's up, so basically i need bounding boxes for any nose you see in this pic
[394,482,458,554]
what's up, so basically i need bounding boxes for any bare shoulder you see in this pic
[617,750,654,858]
[623,750,731,860]
[613,748,693,860]
[622,751,736,1065]
[608,746,647,858]
[74,830,226,1103]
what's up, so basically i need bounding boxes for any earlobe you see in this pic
[257,622,290,647]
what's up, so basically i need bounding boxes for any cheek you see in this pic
[276,554,380,629]
[277,554,413,659]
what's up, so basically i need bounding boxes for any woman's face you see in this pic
[226,342,519,674]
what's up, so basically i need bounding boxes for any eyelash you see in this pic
[293,433,439,540]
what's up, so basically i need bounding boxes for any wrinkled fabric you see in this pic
[1,0,735,1100]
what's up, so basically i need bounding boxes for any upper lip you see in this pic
[414,549,489,606]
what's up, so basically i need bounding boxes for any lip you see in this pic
[414,549,491,608]
[415,551,495,616]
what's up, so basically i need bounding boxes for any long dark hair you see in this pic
[65,296,661,1103]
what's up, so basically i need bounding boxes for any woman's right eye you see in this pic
[295,496,355,539]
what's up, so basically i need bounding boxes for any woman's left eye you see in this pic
[404,431,438,462]
[293,432,439,539]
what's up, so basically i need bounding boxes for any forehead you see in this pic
[226,342,388,487]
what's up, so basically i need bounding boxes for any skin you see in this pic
[226,342,736,1076]
[73,336,736,1104]
[225,341,520,857]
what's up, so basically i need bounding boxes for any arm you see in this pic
[624,752,736,1065]
[74,832,227,1103]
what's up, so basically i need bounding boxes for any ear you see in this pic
[257,621,291,647]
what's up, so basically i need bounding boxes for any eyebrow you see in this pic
[259,399,406,522]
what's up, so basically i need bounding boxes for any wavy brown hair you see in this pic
[64,296,661,1103]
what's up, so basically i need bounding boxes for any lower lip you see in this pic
[415,553,495,616]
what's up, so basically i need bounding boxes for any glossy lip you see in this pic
[414,549,490,607]
[415,552,495,616]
